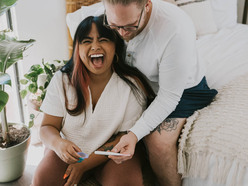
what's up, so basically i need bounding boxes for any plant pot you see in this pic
[0,123,31,183]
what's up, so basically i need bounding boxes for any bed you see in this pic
[65,0,248,185]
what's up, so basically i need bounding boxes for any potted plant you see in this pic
[20,59,67,128]
[0,0,35,182]
[19,59,67,145]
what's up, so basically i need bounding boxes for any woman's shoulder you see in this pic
[52,70,63,81]
[112,72,136,88]
[113,72,145,97]
[52,70,70,83]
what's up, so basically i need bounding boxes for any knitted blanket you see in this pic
[178,73,248,186]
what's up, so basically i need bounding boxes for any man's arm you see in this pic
[81,132,127,170]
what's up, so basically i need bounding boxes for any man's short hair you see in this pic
[103,0,147,8]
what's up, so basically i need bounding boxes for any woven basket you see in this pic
[66,0,101,56]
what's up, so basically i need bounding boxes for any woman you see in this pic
[32,15,155,186]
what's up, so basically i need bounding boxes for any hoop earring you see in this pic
[114,54,119,63]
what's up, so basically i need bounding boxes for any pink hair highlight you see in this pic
[71,42,90,105]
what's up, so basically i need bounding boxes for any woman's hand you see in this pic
[54,138,82,164]
[63,163,85,186]
[109,132,138,164]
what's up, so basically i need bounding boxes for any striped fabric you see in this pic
[176,0,205,6]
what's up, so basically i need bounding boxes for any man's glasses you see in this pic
[103,8,144,32]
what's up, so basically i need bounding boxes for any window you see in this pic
[0,10,25,124]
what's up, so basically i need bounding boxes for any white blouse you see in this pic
[41,71,145,155]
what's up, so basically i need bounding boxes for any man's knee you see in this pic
[144,132,177,160]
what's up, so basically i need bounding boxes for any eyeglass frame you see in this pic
[103,7,144,32]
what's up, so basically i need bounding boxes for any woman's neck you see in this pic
[89,70,113,110]
[89,70,113,85]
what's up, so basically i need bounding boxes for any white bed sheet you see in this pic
[197,23,248,90]
[183,155,248,186]
[182,23,248,186]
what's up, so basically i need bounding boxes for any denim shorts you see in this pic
[168,77,218,118]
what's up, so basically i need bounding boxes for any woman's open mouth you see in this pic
[90,54,104,68]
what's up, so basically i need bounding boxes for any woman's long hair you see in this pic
[61,15,155,116]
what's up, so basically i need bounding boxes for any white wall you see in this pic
[14,0,69,74]
[11,0,248,75]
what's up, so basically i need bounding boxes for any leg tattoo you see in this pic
[153,118,179,134]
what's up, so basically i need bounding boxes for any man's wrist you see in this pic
[127,131,138,143]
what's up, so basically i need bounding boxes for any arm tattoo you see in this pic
[100,134,118,151]
[101,145,114,151]
[100,132,126,151]
[153,118,179,134]
[106,134,118,143]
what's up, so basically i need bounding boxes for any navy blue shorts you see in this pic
[168,77,218,118]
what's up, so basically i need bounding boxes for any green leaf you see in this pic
[39,86,44,91]
[20,89,28,99]
[20,79,28,85]
[0,0,17,16]
[50,64,56,72]
[0,30,35,73]
[31,76,38,83]
[24,73,32,80]
[0,72,11,86]
[28,83,37,93]
[29,113,35,119]
[63,60,68,64]
[43,64,53,77]
[28,120,34,128]
[37,96,42,101]
[0,90,9,112]
[26,71,39,78]
[30,64,44,74]
[30,64,41,71]
[44,81,49,89]
[41,91,46,101]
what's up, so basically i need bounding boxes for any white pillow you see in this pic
[66,2,104,39]
[176,0,218,36]
[209,0,238,29]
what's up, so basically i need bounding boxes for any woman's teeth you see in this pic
[91,54,103,58]
[90,54,104,67]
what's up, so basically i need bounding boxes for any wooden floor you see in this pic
[0,165,36,186]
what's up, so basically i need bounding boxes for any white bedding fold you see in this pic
[178,73,248,186]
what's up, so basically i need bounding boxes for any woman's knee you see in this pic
[32,149,68,186]
[98,155,143,186]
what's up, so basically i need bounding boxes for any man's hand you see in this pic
[109,132,138,164]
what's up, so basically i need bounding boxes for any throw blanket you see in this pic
[178,73,248,186]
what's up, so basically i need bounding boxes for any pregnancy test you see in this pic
[94,151,131,156]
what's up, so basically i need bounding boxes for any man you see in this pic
[67,0,217,185]
[102,0,218,185]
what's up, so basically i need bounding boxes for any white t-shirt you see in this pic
[40,71,145,155]
[66,0,205,141]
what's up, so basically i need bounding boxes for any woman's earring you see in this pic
[114,54,119,63]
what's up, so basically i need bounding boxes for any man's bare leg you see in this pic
[144,118,186,186]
